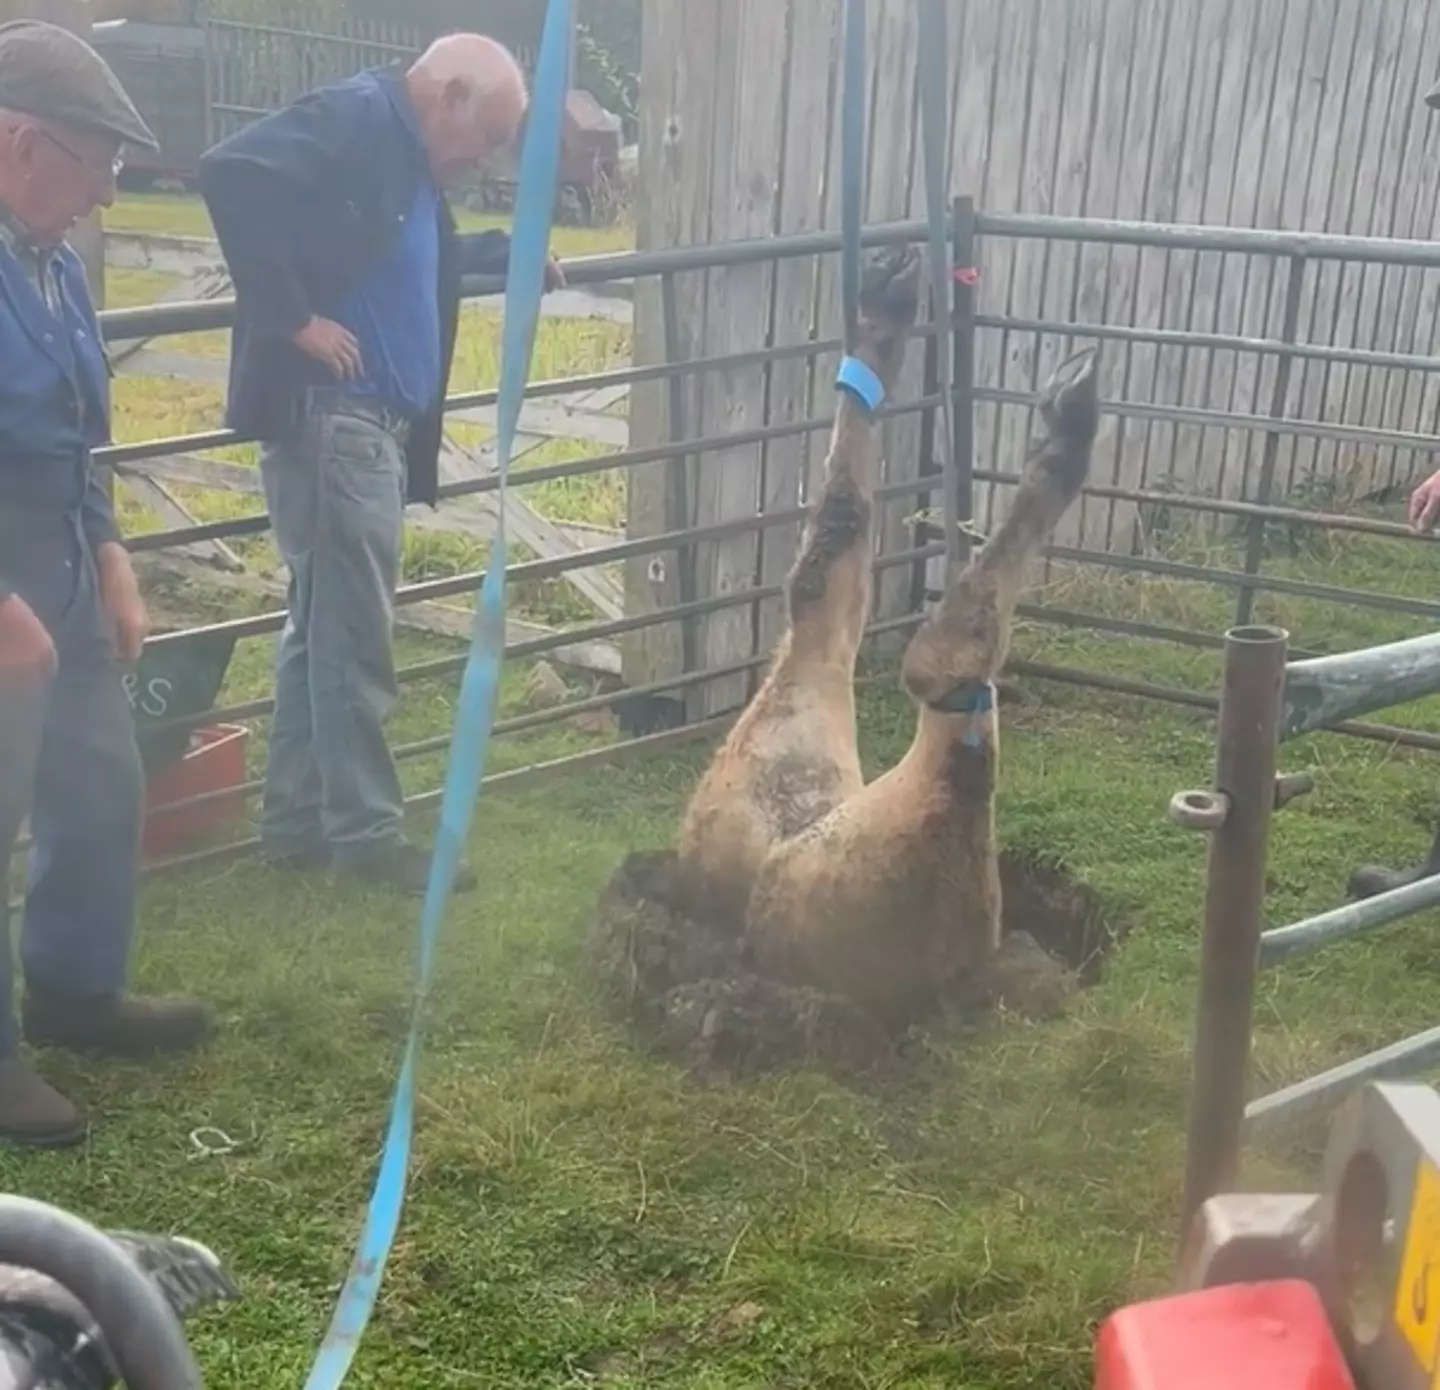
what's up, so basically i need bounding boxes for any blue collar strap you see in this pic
[930,680,994,715]
[836,354,885,414]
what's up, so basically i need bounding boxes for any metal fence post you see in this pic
[1178,623,1289,1237]
[949,195,977,577]
[1235,254,1306,627]
[660,271,699,679]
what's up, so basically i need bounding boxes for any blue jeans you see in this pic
[259,403,408,861]
[0,518,143,1055]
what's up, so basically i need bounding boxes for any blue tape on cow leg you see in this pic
[836,355,885,414]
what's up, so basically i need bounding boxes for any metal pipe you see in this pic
[99,545,946,828]
[949,194,977,576]
[976,383,1440,454]
[136,541,946,743]
[1043,544,1440,622]
[97,217,942,343]
[97,209,1440,347]
[64,618,1440,860]
[122,393,944,555]
[1244,1024,1440,1131]
[973,210,1440,269]
[1281,632,1440,741]
[1236,253,1307,626]
[1181,623,1289,1237]
[972,468,1440,545]
[660,270,700,676]
[1258,873,1440,969]
[973,311,1440,376]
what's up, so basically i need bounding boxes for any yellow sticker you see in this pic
[1396,1159,1440,1372]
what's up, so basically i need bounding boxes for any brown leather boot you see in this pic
[23,991,215,1059]
[0,1058,86,1148]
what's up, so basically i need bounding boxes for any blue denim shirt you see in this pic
[0,221,115,605]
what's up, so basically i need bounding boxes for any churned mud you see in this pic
[589,846,1115,1080]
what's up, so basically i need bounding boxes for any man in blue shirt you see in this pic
[0,20,215,1147]
[199,33,563,896]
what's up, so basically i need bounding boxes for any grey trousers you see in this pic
[258,404,408,860]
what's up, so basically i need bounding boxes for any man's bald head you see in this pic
[406,33,528,187]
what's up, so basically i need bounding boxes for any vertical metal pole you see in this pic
[950,195,977,575]
[1180,623,1289,1239]
[660,272,698,678]
[910,292,940,614]
[1234,254,1306,626]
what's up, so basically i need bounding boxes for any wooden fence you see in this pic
[625,0,1440,713]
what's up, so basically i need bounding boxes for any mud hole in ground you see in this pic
[589,846,1117,1080]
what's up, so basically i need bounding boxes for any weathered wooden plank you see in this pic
[1107,0,1191,549]
[973,0,1039,542]
[119,471,246,574]
[756,0,842,657]
[869,0,925,630]
[1342,0,1431,493]
[688,0,791,717]
[1371,0,1440,491]
[131,551,623,678]
[447,399,630,449]
[1213,0,1306,514]
[123,451,620,553]
[1165,0,1257,515]
[438,434,625,621]
[999,0,1095,555]
[623,0,724,694]
[1066,0,1141,552]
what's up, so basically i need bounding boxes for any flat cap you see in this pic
[0,19,157,150]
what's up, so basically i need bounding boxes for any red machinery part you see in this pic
[1095,1279,1355,1390]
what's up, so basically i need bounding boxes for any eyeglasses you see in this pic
[37,127,124,183]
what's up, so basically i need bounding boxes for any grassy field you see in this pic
[12,192,1436,1385]
[8,536,1440,1387]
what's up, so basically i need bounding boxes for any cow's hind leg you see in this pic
[677,247,923,916]
[902,347,1101,709]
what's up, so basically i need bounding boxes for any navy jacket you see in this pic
[0,240,116,607]
[196,65,512,507]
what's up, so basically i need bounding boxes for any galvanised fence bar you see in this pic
[39,209,1440,879]
[1176,625,1440,1236]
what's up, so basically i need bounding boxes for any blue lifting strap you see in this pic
[836,0,881,412]
[299,3,573,1386]
[840,0,866,356]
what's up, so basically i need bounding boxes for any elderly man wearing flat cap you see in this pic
[0,19,214,1148]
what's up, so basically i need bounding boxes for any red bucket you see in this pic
[141,723,250,861]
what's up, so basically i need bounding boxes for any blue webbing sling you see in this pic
[300,3,573,1384]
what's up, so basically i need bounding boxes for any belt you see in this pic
[304,387,414,445]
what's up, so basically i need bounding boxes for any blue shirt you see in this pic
[330,92,442,420]
[0,226,115,549]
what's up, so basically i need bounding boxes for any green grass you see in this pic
[5,509,1440,1385]
[106,190,637,259]
[77,231,1440,1383]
